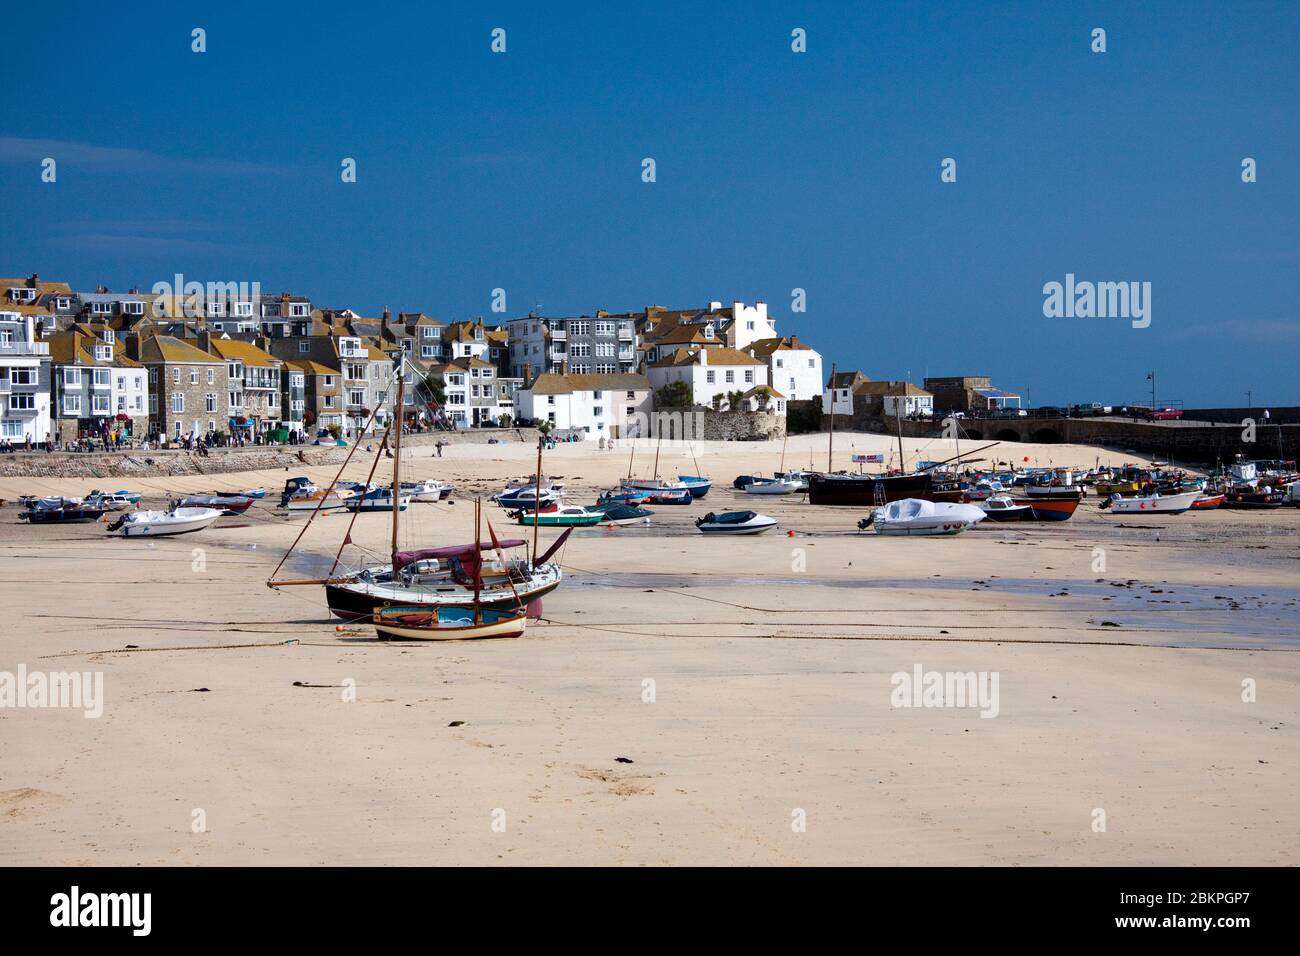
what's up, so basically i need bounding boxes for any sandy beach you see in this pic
[1,432,1296,866]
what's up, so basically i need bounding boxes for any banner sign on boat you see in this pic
[853,454,883,463]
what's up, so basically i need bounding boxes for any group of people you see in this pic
[1,434,54,453]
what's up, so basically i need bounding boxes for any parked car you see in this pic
[1150,407,1184,420]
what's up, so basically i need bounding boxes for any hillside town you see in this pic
[0,273,1028,451]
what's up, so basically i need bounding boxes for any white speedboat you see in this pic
[1100,490,1200,514]
[860,499,986,536]
[742,478,801,495]
[401,479,449,503]
[695,510,778,535]
[109,507,224,537]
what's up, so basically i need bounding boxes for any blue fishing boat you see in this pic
[677,475,712,498]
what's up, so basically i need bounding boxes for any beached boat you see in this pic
[373,605,527,641]
[859,499,986,536]
[113,490,143,504]
[645,488,692,504]
[978,495,1033,522]
[283,488,355,511]
[1189,493,1225,510]
[19,497,109,524]
[175,494,254,515]
[495,486,562,510]
[677,475,712,498]
[808,471,934,506]
[1015,496,1079,521]
[512,505,605,527]
[743,478,801,495]
[695,510,777,535]
[1100,490,1200,514]
[597,488,649,505]
[84,491,134,511]
[108,507,224,537]
[215,487,265,499]
[401,479,450,502]
[591,503,653,526]
[348,488,411,512]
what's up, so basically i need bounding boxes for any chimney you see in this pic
[699,348,707,366]
[789,335,798,347]
[523,363,533,388]
[708,300,722,312]
[28,273,39,286]
[124,332,141,361]
[382,306,390,326]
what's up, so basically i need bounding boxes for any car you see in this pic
[1151,407,1183,420]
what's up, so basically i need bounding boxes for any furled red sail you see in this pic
[393,539,527,571]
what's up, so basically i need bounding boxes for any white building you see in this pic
[823,370,869,416]
[0,310,52,445]
[647,346,768,407]
[515,371,652,438]
[882,382,934,417]
[746,335,823,403]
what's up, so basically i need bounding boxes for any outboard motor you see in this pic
[696,512,716,527]
[106,515,126,533]
[857,514,874,531]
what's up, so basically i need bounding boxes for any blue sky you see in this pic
[2,1,1296,407]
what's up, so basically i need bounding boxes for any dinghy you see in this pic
[108,507,224,537]
[859,499,986,536]
[372,605,527,641]
[742,478,800,495]
[695,510,778,535]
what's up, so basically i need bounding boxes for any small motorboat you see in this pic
[859,498,986,536]
[347,488,411,512]
[590,503,653,526]
[511,505,604,527]
[695,510,778,535]
[19,497,109,524]
[742,478,800,495]
[84,491,134,511]
[495,486,562,510]
[1189,493,1225,511]
[113,490,143,504]
[677,475,712,498]
[645,488,692,505]
[732,475,758,490]
[282,488,355,511]
[978,494,1033,522]
[401,479,450,503]
[108,507,224,537]
[213,487,265,499]
[773,470,811,492]
[372,605,527,641]
[1099,490,1200,514]
[597,488,649,506]
[175,494,254,515]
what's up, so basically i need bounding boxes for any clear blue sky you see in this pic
[2,1,1296,407]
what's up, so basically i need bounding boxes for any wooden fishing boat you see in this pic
[1189,493,1225,510]
[808,471,933,506]
[1222,490,1285,509]
[269,360,567,622]
[373,605,527,641]
[1012,495,1079,521]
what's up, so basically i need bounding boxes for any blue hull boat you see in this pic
[677,475,712,498]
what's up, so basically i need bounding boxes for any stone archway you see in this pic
[995,428,1022,442]
[1031,427,1062,444]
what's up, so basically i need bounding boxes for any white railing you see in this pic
[0,341,49,355]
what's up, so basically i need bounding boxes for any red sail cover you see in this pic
[393,539,527,571]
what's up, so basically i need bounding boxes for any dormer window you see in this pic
[55,297,71,310]
[338,337,362,357]
[91,302,112,315]
[123,301,143,315]
[703,324,715,339]
[9,288,37,303]
[233,302,253,317]
[290,303,310,317]
[95,346,112,361]
[207,301,225,316]
[103,329,115,344]
[474,327,483,340]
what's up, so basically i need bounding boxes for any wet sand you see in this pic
[1,432,1297,865]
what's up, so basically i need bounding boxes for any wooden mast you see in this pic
[390,357,405,566]
[895,406,906,474]
[652,433,662,481]
[826,363,836,472]
[532,435,543,565]
[473,496,482,624]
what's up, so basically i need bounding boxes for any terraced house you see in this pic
[267,326,383,437]
[132,334,230,441]
[198,333,284,439]
[46,325,148,442]
[0,310,52,446]
[283,359,342,434]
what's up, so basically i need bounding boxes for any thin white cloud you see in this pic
[0,137,286,177]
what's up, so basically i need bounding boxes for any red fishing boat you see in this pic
[1189,493,1225,511]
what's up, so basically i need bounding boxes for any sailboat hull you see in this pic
[808,472,933,506]
[325,565,562,622]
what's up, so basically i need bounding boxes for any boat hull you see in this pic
[1106,491,1200,514]
[1014,497,1079,521]
[677,476,712,498]
[808,472,933,506]
[325,567,563,622]
[373,607,527,641]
